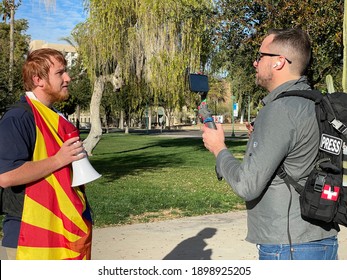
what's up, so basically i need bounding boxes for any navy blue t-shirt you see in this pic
[0,97,36,248]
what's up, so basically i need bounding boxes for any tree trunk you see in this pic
[83,65,123,155]
[156,107,159,129]
[240,107,244,124]
[9,0,14,94]
[147,106,151,130]
[125,112,130,134]
[104,112,109,133]
[119,110,124,129]
[83,76,105,156]
[76,104,81,129]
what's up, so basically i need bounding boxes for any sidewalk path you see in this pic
[92,210,347,260]
[1,210,345,260]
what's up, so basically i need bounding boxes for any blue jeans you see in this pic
[257,236,338,260]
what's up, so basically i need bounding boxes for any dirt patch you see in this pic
[129,208,184,223]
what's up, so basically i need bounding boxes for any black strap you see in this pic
[274,90,323,103]
[277,165,304,194]
[277,165,295,259]
[215,166,223,181]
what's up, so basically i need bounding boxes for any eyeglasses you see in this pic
[256,52,292,64]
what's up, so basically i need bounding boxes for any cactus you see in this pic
[326,74,335,93]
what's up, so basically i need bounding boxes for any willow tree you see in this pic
[142,1,213,127]
[76,0,213,153]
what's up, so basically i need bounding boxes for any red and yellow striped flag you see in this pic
[16,96,92,260]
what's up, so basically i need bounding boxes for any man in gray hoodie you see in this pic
[202,28,339,260]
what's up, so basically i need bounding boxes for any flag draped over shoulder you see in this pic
[16,96,92,260]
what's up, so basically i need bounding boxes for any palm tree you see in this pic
[9,0,14,94]
[0,0,10,22]
[7,0,55,94]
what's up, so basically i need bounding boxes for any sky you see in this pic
[16,0,88,44]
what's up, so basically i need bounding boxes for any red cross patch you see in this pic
[321,185,340,201]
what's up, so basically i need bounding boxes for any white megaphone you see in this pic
[71,155,102,187]
[64,130,102,187]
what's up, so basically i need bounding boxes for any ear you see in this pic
[273,62,280,68]
[32,75,44,88]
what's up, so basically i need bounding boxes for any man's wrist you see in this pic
[213,145,227,158]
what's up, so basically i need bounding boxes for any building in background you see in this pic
[29,40,78,68]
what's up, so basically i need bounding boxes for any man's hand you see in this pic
[245,121,254,137]
[54,136,86,168]
[202,123,227,157]
[0,137,86,188]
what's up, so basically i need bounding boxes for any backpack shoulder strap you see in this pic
[277,165,305,194]
[275,90,323,194]
[274,90,323,103]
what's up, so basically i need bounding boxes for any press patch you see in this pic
[319,134,342,155]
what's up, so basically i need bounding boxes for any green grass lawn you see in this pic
[86,132,247,227]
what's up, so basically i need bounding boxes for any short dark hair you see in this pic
[268,28,311,75]
[22,48,67,91]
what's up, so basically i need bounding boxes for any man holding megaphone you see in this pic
[0,48,96,260]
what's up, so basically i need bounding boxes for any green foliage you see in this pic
[253,0,343,89]
[101,81,118,126]
[0,19,29,113]
[205,0,345,120]
[74,0,346,125]
[0,0,22,22]
[214,0,344,87]
[77,0,214,119]
[85,133,246,226]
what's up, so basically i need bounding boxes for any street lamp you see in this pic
[248,94,251,123]
[145,103,149,134]
[231,96,235,137]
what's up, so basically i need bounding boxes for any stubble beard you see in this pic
[256,71,273,91]
[45,83,69,103]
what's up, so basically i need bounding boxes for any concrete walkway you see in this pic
[91,210,347,260]
[1,210,346,260]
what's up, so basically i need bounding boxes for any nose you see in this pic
[253,60,258,68]
[64,72,71,83]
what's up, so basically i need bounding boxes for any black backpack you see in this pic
[276,90,347,227]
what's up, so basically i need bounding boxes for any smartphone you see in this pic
[188,73,209,93]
